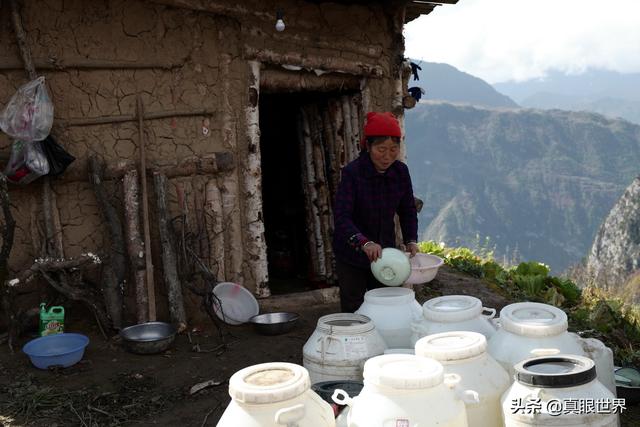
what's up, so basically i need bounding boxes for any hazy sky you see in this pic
[404,0,640,84]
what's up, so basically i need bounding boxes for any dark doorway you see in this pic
[259,94,312,294]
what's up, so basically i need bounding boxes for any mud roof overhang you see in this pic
[404,0,459,22]
[303,0,460,23]
[152,1,459,25]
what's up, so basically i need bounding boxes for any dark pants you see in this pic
[336,259,383,313]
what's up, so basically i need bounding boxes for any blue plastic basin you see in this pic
[22,333,89,369]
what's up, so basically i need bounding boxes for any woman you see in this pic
[333,111,419,312]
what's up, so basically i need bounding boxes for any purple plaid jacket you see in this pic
[332,152,418,268]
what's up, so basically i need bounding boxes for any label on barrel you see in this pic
[396,420,410,427]
[343,336,367,359]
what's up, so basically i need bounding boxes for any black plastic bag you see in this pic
[39,135,75,177]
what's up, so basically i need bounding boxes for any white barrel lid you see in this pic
[363,354,444,389]
[316,313,375,335]
[415,331,487,361]
[229,362,310,404]
[362,287,415,306]
[499,302,568,337]
[422,295,482,322]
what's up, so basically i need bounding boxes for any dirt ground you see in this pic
[0,302,340,426]
[1,266,638,426]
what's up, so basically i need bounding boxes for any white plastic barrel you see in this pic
[217,362,336,427]
[411,295,497,345]
[384,348,415,355]
[303,313,387,384]
[332,354,478,427]
[501,355,619,426]
[487,302,615,393]
[355,287,422,348]
[578,336,617,397]
[415,331,511,427]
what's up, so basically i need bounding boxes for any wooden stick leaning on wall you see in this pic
[123,169,148,323]
[88,156,124,329]
[0,175,17,349]
[204,180,225,281]
[137,95,156,321]
[8,0,63,259]
[153,172,187,332]
[192,179,209,265]
[7,1,93,344]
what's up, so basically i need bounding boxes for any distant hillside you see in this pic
[412,61,518,108]
[585,177,640,302]
[493,69,640,125]
[520,93,640,125]
[405,101,640,272]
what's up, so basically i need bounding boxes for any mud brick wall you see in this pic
[0,0,402,324]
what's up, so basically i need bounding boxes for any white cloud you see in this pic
[404,0,640,83]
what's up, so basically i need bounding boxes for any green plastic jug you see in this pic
[39,303,65,336]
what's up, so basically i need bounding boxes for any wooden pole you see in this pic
[340,96,355,163]
[153,172,187,332]
[58,152,235,184]
[350,95,362,159]
[0,174,17,350]
[8,0,64,259]
[301,107,326,279]
[321,107,339,197]
[88,156,125,329]
[137,95,156,321]
[204,180,225,281]
[8,0,36,79]
[360,77,371,121]
[220,54,243,284]
[244,60,269,297]
[328,98,346,169]
[59,108,218,128]
[0,57,185,71]
[244,46,384,77]
[260,69,361,94]
[123,169,148,323]
[309,104,334,280]
[296,110,319,280]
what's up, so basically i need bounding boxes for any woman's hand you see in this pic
[407,242,418,258]
[362,241,382,262]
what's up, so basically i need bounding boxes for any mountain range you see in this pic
[405,62,640,276]
[410,62,517,108]
[494,69,640,125]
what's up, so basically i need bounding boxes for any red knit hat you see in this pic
[361,112,402,149]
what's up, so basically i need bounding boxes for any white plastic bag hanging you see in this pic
[4,139,50,185]
[0,76,54,142]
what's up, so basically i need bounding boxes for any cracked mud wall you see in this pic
[0,0,404,321]
[0,0,247,322]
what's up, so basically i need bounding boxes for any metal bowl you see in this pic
[119,322,177,354]
[249,312,299,335]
